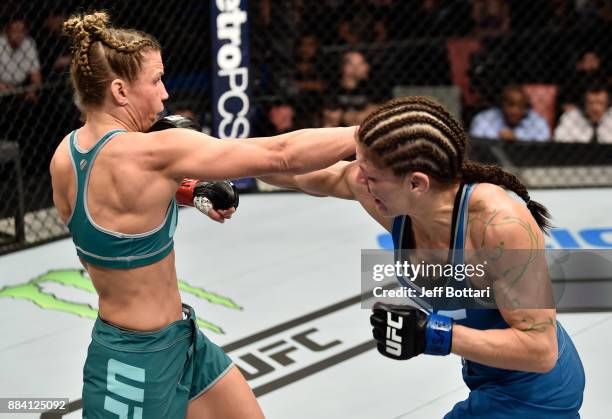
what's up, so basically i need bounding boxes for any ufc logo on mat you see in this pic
[104,359,145,419]
[385,313,403,357]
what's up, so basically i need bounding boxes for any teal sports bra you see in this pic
[66,129,178,269]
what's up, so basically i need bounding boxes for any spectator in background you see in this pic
[37,10,71,81]
[573,1,612,46]
[33,10,76,169]
[559,49,606,112]
[554,84,612,143]
[319,97,343,127]
[293,33,325,119]
[269,101,296,134]
[250,0,294,96]
[471,0,510,37]
[575,0,612,23]
[329,50,386,126]
[258,98,297,136]
[337,0,389,45]
[294,34,325,93]
[595,0,612,23]
[0,18,42,100]
[470,84,550,141]
[548,0,575,28]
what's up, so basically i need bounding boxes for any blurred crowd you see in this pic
[0,7,78,176]
[1,0,612,173]
[250,0,612,143]
[2,0,611,250]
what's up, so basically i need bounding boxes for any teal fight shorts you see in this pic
[82,304,233,419]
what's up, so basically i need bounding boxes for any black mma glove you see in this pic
[193,180,239,214]
[148,115,239,216]
[176,178,239,215]
[370,302,453,360]
[148,114,201,132]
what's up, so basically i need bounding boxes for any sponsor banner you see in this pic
[377,227,612,250]
[210,0,256,190]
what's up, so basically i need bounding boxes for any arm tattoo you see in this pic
[518,315,556,333]
[468,201,542,307]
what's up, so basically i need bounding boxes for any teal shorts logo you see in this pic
[104,359,145,419]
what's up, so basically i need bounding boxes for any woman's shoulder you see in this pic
[50,133,73,171]
[467,183,541,249]
[469,183,513,206]
[469,182,532,216]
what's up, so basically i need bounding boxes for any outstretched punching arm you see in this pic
[146,118,357,181]
[149,116,238,223]
[259,161,392,232]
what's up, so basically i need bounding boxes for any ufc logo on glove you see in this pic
[371,302,453,360]
[385,313,404,357]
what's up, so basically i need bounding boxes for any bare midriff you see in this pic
[86,251,183,331]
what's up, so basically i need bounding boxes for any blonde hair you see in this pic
[63,11,161,110]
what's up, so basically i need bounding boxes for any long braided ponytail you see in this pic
[461,161,551,231]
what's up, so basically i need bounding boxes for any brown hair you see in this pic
[63,11,161,109]
[357,96,551,233]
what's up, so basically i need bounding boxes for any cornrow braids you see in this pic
[358,96,552,233]
[88,25,157,55]
[358,97,466,182]
[63,11,161,109]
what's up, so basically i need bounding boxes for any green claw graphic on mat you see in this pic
[0,269,241,334]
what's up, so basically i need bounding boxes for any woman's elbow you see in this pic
[273,138,305,174]
[533,340,558,373]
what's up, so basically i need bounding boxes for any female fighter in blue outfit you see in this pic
[261,96,585,418]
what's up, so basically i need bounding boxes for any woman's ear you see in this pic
[406,171,430,195]
[109,79,128,106]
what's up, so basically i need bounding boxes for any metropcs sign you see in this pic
[211,0,250,139]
